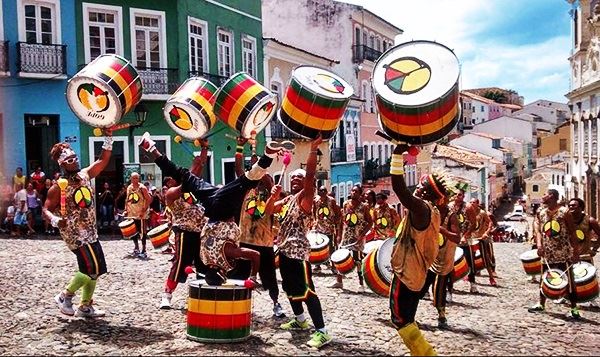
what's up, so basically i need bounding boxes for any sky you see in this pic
[341,0,574,104]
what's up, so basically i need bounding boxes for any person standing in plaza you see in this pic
[13,167,26,193]
[467,198,498,286]
[331,184,373,291]
[528,189,581,318]
[372,192,400,240]
[388,144,445,356]
[13,183,31,236]
[44,136,113,317]
[124,172,151,259]
[25,183,41,234]
[567,198,600,265]
[311,185,342,274]
[98,182,114,228]
[30,166,46,194]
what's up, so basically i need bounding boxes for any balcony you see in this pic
[269,120,304,140]
[352,45,382,63]
[16,42,66,77]
[363,161,390,181]
[138,67,179,96]
[331,147,364,163]
[0,41,8,75]
[188,70,229,87]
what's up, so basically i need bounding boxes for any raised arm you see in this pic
[85,136,113,179]
[391,144,430,230]
[234,137,248,178]
[165,185,182,207]
[42,184,65,229]
[265,185,282,216]
[298,136,322,213]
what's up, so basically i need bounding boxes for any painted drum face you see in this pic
[541,269,568,301]
[213,72,278,138]
[147,223,171,250]
[66,54,143,128]
[307,231,330,265]
[278,65,353,140]
[331,248,355,275]
[164,77,218,140]
[362,238,394,297]
[187,279,252,343]
[372,40,460,145]
[572,262,599,303]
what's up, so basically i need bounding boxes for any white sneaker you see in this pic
[138,132,156,152]
[358,285,365,293]
[273,302,285,318]
[54,292,75,316]
[75,303,105,318]
[159,293,172,309]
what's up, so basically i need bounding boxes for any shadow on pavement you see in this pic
[419,322,486,338]
[545,312,600,326]
[447,301,481,309]
[452,290,496,298]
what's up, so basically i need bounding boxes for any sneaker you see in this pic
[129,249,140,258]
[75,303,105,318]
[526,275,538,283]
[138,132,156,152]
[159,293,172,310]
[307,330,332,349]
[567,307,581,319]
[447,292,453,304]
[438,317,449,329]
[470,284,478,294]
[313,265,322,273]
[553,297,567,305]
[489,277,498,287]
[138,251,148,260]
[527,303,545,313]
[54,292,75,316]
[280,318,310,330]
[358,285,365,293]
[328,281,343,289]
[273,302,285,318]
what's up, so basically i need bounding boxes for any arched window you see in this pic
[378,144,383,163]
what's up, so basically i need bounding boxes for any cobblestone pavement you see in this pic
[1,236,599,356]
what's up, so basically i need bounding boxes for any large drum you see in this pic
[519,249,542,276]
[362,238,394,297]
[118,219,137,239]
[452,249,469,282]
[573,262,599,303]
[66,54,143,128]
[372,40,460,145]
[187,279,252,343]
[363,240,385,255]
[470,240,485,272]
[213,72,277,138]
[278,65,353,140]
[331,248,355,275]
[541,269,568,301]
[148,223,171,250]
[307,231,330,265]
[164,77,218,140]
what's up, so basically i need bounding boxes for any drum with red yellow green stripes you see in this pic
[187,279,252,343]
[66,54,143,128]
[278,65,353,140]
[362,237,394,297]
[213,72,277,138]
[372,40,460,145]
[147,223,171,250]
[163,77,218,140]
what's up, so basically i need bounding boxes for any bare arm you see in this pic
[332,198,343,239]
[391,144,430,231]
[141,186,152,212]
[42,185,65,228]
[265,185,282,216]
[441,212,461,244]
[165,186,182,207]
[224,243,260,278]
[298,137,323,213]
[361,204,374,237]
[564,211,580,261]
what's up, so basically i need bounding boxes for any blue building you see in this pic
[330,106,363,205]
[0,0,79,178]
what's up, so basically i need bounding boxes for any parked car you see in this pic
[503,211,526,221]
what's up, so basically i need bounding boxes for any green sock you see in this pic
[66,272,91,294]
[81,279,97,305]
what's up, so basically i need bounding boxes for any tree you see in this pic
[482,90,508,104]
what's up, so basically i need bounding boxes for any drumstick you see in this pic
[57,178,69,217]
[174,135,196,157]
[277,152,292,186]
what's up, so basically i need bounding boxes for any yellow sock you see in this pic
[397,322,437,356]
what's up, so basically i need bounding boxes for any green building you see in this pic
[75,0,264,190]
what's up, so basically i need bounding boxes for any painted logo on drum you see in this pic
[169,106,194,131]
[383,57,431,95]
[77,83,110,112]
[183,192,197,205]
[313,74,345,94]
[73,187,93,208]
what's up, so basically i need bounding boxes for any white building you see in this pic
[513,100,570,126]
[472,116,534,144]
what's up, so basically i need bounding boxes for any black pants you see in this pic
[228,243,279,302]
[389,275,422,329]
[480,239,496,272]
[73,241,107,279]
[461,245,476,283]
[421,270,449,310]
[131,219,147,251]
[168,228,207,283]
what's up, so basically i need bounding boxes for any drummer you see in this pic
[124,172,152,259]
[139,132,283,287]
[528,189,580,319]
[567,198,600,265]
[311,185,342,275]
[331,184,373,291]
[159,141,210,309]
[447,188,470,299]
[466,199,498,287]
[372,192,400,239]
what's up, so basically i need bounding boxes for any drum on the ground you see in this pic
[213,72,277,138]
[148,223,171,250]
[187,279,252,343]
[307,231,330,265]
[372,40,459,145]
[331,248,355,275]
[118,219,137,239]
[66,54,143,128]
[363,240,385,255]
[572,262,599,303]
[519,249,542,276]
[541,268,568,301]
[278,65,353,140]
[362,238,394,297]
[452,248,469,282]
[163,77,218,140]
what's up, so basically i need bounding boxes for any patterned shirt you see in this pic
[56,172,98,251]
[276,194,312,261]
[170,192,207,233]
[200,221,241,273]
[126,185,148,219]
[239,189,275,247]
[312,195,338,238]
[448,201,468,245]
[342,200,371,252]
[536,206,573,264]
[430,211,457,276]
[373,203,399,239]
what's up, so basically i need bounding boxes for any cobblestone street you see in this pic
[0,236,599,356]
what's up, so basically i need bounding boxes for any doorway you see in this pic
[24,114,59,177]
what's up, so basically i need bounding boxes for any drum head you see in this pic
[119,219,133,227]
[66,75,122,128]
[454,248,464,262]
[363,240,385,255]
[372,40,460,107]
[331,248,351,262]
[148,223,170,235]
[573,262,596,282]
[307,231,329,249]
[292,65,354,99]
[519,249,539,261]
[240,94,278,138]
[376,238,395,283]
[543,269,568,289]
[164,102,212,140]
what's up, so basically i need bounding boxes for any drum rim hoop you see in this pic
[239,93,279,138]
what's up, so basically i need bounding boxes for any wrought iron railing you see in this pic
[0,41,8,73]
[137,67,179,95]
[188,70,229,86]
[269,120,304,140]
[16,42,66,74]
[352,45,382,63]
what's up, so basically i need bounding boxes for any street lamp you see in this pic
[134,103,149,125]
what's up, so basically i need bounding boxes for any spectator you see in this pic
[114,185,127,221]
[40,179,54,234]
[1,202,15,235]
[13,183,30,236]
[30,166,46,193]
[98,182,114,228]
[13,167,26,193]
[25,183,41,233]
[149,186,163,229]
[0,176,13,226]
